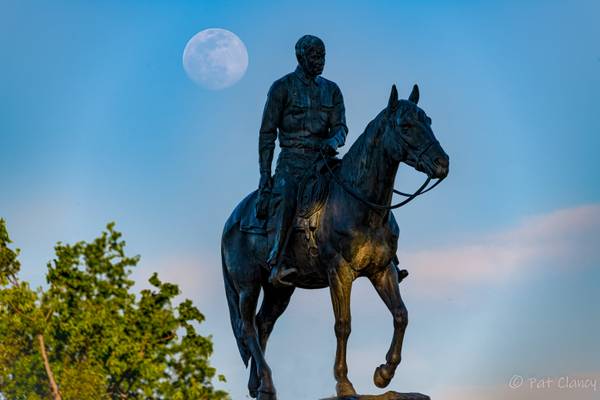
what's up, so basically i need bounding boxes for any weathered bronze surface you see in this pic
[221,35,449,400]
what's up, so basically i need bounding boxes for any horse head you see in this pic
[382,84,449,179]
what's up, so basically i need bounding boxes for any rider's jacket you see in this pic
[259,66,348,176]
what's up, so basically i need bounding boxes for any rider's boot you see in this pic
[267,223,297,287]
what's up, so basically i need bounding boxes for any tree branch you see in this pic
[37,333,62,400]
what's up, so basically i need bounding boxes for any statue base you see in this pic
[321,391,430,400]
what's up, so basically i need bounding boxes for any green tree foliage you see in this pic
[0,219,229,400]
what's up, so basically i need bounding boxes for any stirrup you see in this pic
[268,265,297,287]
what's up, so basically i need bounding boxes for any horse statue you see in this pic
[221,84,449,400]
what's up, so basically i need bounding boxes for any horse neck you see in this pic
[338,116,400,221]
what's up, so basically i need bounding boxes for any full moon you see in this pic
[182,28,249,90]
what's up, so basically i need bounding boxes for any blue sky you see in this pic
[1,0,599,398]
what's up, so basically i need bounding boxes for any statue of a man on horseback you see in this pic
[221,33,449,400]
[256,34,348,286]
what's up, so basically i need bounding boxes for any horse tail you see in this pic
[221,245,251,367]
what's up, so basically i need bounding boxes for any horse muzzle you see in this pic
[433,155,449,179]
[416,153,448,180]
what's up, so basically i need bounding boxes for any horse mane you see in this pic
[340,108,387,186]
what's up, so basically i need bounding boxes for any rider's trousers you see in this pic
[266,149,320,267]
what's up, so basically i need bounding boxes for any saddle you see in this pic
[239,158,341,255]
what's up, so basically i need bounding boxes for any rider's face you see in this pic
[303,45,325,76]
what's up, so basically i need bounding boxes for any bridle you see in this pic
[393,134,444,197]
[319,125,445,210]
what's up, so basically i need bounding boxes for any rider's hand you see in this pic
[321,137,339,156]
[259,174,272,191]
[256,194,269,219]
[256,174,272,219]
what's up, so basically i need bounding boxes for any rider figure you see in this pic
[256,35,348,286]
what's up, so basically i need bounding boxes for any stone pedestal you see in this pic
[321,391,430,400]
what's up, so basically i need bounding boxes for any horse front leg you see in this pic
[369,264,408,388]
[328,266,357,397]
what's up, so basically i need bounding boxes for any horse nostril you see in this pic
[435,156,449,168]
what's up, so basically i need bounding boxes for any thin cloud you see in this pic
[401,204,600,296]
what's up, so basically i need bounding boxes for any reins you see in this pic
[319,148,444,210]
[393,179,443,197]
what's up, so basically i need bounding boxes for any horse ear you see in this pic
[387,84,399,113]
[408,84,419,104]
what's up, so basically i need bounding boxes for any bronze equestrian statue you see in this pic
[221,36,449,400]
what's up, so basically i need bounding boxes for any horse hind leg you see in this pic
[248,284,295,398]
[239,284,277,400]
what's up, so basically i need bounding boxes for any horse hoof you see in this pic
[248,377,259,398]
[257,390,277,400]
[374,364,394,388]
[398,268,409,282]
[336,381,357,397]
